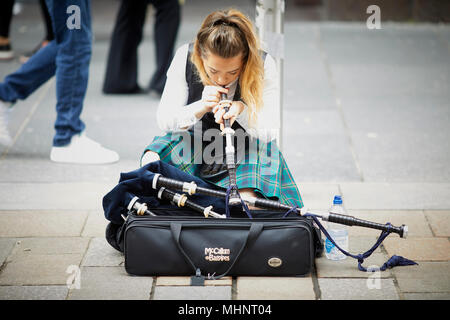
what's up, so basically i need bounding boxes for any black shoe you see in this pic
[0,43,14,61]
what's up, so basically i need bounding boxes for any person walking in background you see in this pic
[19,0,55,64]
[0,0,119,164]
[0,0,15,60]
[0,0,55,62]
[102,0,180,96]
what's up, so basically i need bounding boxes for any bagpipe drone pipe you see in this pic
[102,161,416,281]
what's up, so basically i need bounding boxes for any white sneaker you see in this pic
[0,100,13,147]
[0,43,14,61]
[50,133,119,164]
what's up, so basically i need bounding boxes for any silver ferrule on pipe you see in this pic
[127,196,140,211]
[152,174,161,190]
[182,181,197,195]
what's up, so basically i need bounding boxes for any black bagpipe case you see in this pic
[103,162,323,281]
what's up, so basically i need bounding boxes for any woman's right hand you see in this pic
[201,86,229,113]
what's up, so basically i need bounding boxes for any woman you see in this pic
[141,8,303,209]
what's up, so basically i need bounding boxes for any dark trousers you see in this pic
[0,0,14,38]
[0,0,53,40]
[39,0,54,41]
[102,0,180,94]
[0,0,92,146]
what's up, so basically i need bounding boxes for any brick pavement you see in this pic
[0,0,449,301]
[0,183,449,300]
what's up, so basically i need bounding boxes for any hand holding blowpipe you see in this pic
[218,91,233,133]
[218,90,240,206]
[151,174,408,238]
[157,187,226,219]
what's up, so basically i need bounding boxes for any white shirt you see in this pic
[156,43,280,142]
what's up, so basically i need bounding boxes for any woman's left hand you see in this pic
[213,101,245,130]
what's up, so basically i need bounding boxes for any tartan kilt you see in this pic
[143,131,303,208]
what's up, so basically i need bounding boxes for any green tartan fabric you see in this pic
[143,131,303,208]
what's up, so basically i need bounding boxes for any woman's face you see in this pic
[202,51,244,87]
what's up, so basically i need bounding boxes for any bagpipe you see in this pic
[102,95,416,281]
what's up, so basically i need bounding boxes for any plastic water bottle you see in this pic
[324,195,348,260]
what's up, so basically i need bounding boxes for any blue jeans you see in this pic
[0,0,92,146]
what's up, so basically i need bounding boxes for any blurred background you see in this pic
[0,0,449,301]
[1,0,449,185]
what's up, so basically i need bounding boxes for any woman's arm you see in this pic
[156,44,205,132]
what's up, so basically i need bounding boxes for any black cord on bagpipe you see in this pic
[140,173,419,271]
[124,89,416,272]
[150,173,408,238]
[128,174,418,272]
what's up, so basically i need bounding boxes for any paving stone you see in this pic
[343,97,450,136]
[392,262,450,293]
[235,277,315,300]
[81,211,109,238]
[0,182,116,211]
[316,253,392,278]
[0,158,136,183]
[0,238,16,266]
[67,267,153,300]
[153,286,232,300]
[0,238,89,286]
[323,27,450,97]
[0,211,88,237]
[316,237,392,278]
[350,128,450,183]
[0,254,85,286]
[284,110,345,136]
[346,210,433,238]
[82,238,124,267]
[403,293,450,300]
[318,278,399,300]
[156,276,232,286]
[297,183,341,210]
[383,238,450,261]
[284,25,334,112]
[339,183,450,210]
[0,286,68,300]
[424,210,450,237]
[285,135,361,183]
[5,237,89,255]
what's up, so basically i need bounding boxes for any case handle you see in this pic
[170,222,263,284]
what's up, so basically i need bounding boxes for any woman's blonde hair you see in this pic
[191,8,264,127]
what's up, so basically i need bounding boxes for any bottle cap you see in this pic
[333,195,342,205]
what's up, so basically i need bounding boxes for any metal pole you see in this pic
[255,0,285,151]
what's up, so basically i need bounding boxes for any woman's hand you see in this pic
[201,86,228,112]
[213,101,245,130]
